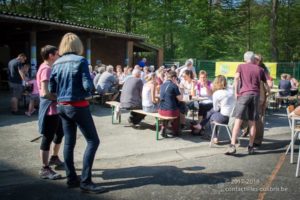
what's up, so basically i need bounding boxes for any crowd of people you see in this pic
[6,31,300,193]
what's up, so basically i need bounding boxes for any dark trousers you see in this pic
[198,103,213,118]
[57,105,100,184]
[125,107,145,124]
[40,115,64,151]
[200,108,229,128]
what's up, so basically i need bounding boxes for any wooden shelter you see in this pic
[0,11,163,77]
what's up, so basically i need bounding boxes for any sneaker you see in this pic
[80,182,108,194]
[225,144,236,155]
[49,156,64,169]
[248,145,255,155]
[39,166,62,180]
[30,108,36,115]
[160,126,175,138]
[25,111,31,117]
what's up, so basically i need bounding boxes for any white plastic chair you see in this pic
[285,107,300,164]
[209,121,232,147]
[296,134,300,177]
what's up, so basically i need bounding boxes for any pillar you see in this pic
[157,48,164,67]
[86,37,91,65]
[127,41,133,67]
[30,31,37,76]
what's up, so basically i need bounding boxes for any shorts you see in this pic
[233,94,259,121]
[30,94,39,101]
[9,82,23,99]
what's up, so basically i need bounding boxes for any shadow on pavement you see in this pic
[0,162,110,200]
[93,165,243,191]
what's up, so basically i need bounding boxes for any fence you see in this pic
[168,59,300,81]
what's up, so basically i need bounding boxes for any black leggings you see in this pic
[198,103,213,118]
[40,115,64,151]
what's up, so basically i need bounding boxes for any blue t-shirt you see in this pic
[138,60,146,68]
[159,80,181,110]
[8,58,23,84]
[279,79,291,96]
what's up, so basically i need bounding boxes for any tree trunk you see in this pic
[247,0,251,50]
[125,0,132,32]
[270,0,279,61]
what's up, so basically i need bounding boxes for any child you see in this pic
[25,77,39,116]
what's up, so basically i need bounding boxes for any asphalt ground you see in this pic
[0,91,299,200]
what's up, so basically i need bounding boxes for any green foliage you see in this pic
[0,0,300,61]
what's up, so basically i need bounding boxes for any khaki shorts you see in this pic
[233,94,259,121]
[9,82,23,99]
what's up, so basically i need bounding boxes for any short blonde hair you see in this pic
[59,33,84,56]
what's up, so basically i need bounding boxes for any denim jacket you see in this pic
[49,53,94,102]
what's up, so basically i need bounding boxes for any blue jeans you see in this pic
[57,105,100,184]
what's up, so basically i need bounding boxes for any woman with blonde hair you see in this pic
[192,75,234,143]
[142,73,158,113]
[50,33,107,193]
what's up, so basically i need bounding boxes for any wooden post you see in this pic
[157,48,164,67]
[30,31,37,76]
[127,41,133,67]
[86,37,91,65]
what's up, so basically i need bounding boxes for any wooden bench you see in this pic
[86,93,101,110]
[106,101,122,124]
[131,109,177,140]
[106,101,177,140]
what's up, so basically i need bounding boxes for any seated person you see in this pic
[179,70,196,118]
[195,70,213,120]
[93,65,105,88]
[193,75,234,143]
[120,69,145,125]
[289,74,299,96]
[142,73,158,113]
[279,73,291,97]
[116,65,125,85]
[96,65,119,100]
[25,77,39,116]
[158,71,183,137]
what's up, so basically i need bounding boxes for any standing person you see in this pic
[225,51,268,155]
[252,54,271,146]
[37,45,64,180]
[138,57,147,68]
[50,33,107,193]
[7,53,27,114]
[177,59,197,80]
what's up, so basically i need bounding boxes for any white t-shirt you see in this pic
[212,88,235,116]
[142,83,153,107]
[179,79,193,94]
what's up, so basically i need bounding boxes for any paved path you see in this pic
[0,94,299,200]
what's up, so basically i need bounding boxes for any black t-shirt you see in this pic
[8,58,23,84]
[159,80,181,110]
